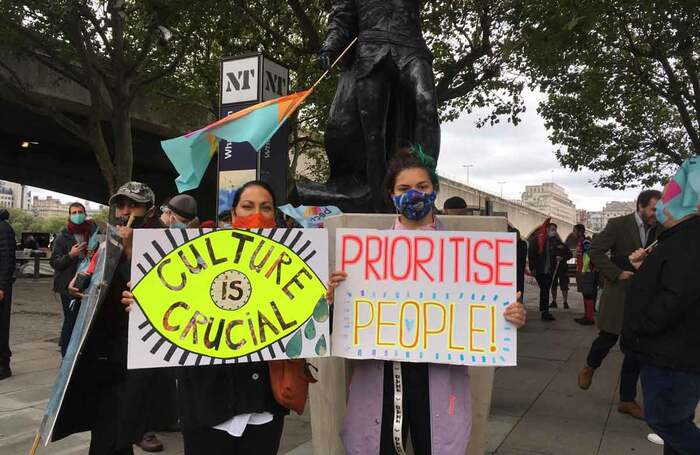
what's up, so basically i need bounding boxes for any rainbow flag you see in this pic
[162,90,312,192]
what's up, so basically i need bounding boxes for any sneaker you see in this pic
[574,317,595,326]
[137,434,164,453]
[563,302,570,309]
[647,433,664,445]
[618,401,645,420]
[541,312,556,321]
[578,366,595,390]
[549,301,558,308]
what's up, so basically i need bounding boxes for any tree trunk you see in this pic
[111,98,134,189]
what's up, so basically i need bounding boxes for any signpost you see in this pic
[218,54,290,218]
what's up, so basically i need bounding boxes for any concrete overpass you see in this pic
[436,176,579,238]
[0,54,217,216]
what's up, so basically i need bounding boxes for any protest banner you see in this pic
[34,226,123,449]
[331,229,518,366]
[128,228,329,369]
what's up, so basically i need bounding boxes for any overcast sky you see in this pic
[28,90,641,212]
[437,89,642,211]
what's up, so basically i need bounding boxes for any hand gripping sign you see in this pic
[128,228,329,369]
[331,229,518,366]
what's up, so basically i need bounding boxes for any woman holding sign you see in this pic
[326,145,527,455]
[123,181,313,455]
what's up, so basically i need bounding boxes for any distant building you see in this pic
[0,186,12,209]
[576,209,590,226]
[587,211,606,232]
[31,195,71,218]
[0,180,31,210]
[521,183,577,224]
[602,201,636,219]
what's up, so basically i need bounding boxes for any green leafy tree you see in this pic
[0,0,209,193]
[514,0,700,189]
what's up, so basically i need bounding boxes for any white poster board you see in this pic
[331,229,518,366]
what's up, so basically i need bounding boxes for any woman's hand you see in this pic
[67,274,85,300]
[503,293,526,328]
[325,271,347,305]
[121,281,134,313]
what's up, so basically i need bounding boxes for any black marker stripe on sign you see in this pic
[209,357,216,365]
[279,229,291,244]
[138,320,150,330]
[180,229,190,242]
[295,240,311,255]
[141,327,157,342]
[151,240,167,259]
[150,337,166,354]
[255,228,263,236]
[267,228,278,240]
[247,354,252,363]
[164,230,179,249]
[277,341,286,354]
[198,228,205,237]
[137,263,148,277]
[195,355,203,366]
[143,253,156,267]
[303,250,317,262]
[179,351,190,365]
[267,345,276,359]
[288,231,303,249]
[164,344,177,362]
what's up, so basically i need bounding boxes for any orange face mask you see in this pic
[232,212,276,229]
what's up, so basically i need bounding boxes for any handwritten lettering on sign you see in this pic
[128,229,329,369]
[331,229,518,366]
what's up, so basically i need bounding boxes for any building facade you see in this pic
[0,180,31,210]
[520,183,577,225]
[31,196,71,218]
[0,187,12,209]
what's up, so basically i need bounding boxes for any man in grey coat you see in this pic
[577,190,662,419]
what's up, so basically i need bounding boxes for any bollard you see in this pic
[310,214,507,455]
[33,255,40,279]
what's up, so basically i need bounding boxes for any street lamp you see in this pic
[462,164,474,185]
[497,181,506,199]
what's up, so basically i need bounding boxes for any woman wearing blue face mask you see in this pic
[50,202,98,356]
[326,145,527,455]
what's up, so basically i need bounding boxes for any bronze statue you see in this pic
[295,0,440,212]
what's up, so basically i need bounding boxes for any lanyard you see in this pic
[392,361,407,455]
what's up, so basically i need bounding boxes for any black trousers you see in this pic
[379,361,432,455]
[586,331,640,402]
[535,274,552,313]
[182,415,284,455]
[0,286,12,364]
[59,294,80,357]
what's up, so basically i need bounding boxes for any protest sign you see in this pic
[128,228,329,369]
[331,229,518,366]
[35,226,123,448]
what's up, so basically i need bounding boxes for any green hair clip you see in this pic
[409,143,438,183]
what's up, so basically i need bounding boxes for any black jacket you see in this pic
[528,234,572,276]
[0,210,15,292]
[50,224,97,295]
[622,216,700,374]
[516,237,527,295]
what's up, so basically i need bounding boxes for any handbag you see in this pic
[268,360,318,415]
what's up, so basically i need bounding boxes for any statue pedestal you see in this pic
[309,214,508,454]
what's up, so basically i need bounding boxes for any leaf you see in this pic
[285,329,303,358]
[304,319,316,340]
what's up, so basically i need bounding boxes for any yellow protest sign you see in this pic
[128,228,329,368]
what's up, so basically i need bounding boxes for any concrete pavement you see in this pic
[1,277,694,454]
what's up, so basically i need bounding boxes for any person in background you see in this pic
[218,210,232,228]
[442,195,468,215]
[528,219,572,321]
[50,202,99,356]
[574,237,598,326]
[577,189,663,420]
[159,194,200,228]
[24,234,39,250]
[622,157,700,454]
[508,223,528,302]
[0,209,15,380]
[548,223,570,309]
[326,145,527,455]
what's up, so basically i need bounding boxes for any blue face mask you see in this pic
[70,213,86,225]
[171,221,187,229]
[392,189,436,221]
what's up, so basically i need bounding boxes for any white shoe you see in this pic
[647,433,664,445]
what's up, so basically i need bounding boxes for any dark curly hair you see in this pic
[383,142,440,204]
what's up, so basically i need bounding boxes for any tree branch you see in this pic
[287,0,322,52]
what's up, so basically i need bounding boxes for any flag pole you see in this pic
[311,37,358,90]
